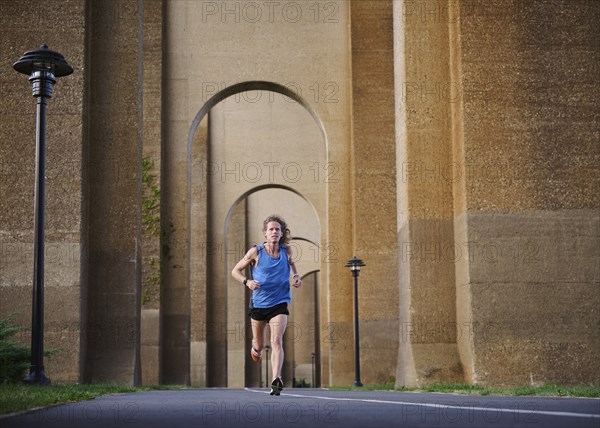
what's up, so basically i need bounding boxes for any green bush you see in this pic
[0,316,30,383]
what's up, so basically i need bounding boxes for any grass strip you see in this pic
[327,383,600,398]
[0,383,188,416]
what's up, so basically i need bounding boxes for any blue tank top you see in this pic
[251,244,291,308]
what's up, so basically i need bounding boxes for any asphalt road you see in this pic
[2,388,599,428]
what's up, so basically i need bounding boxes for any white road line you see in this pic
[244,388,600,419]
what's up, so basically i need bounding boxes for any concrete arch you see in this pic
[186,81,328,386]
[222,184,321,299]
[290,237,319,246]
[224,184,320,239]
[187,80,327,157]
[186,80,329,298]
[299,269,320,280]
[287,237,322,269]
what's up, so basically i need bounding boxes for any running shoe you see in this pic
[270,377,283,396]
[250,347,262,362]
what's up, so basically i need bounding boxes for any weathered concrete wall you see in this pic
[0,0,85,384]
[451,0,600,385]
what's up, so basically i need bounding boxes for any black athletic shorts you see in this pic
[248,302,289,322]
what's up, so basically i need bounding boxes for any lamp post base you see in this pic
[353,380,363,387]
[24,369,51,386]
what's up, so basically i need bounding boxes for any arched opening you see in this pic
[223,186,321,388]
[183,81,327,387]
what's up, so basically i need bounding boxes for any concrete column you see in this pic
[161,0,195,386]
[226,201,247,387]
[189,116,209,387]
[140,0,163,386]
[205,107,228,386]
[393,0,463,387]
[291,271,319,386]
[350,0,400,385]
[83,0,143,385]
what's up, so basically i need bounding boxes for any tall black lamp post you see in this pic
[345,256,365,387]
[13,45,73,385]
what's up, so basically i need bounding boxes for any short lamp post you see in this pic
[311,352,316,388]
[345,256,365,387]
[13,45,73,385]
[264,345,271,387]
